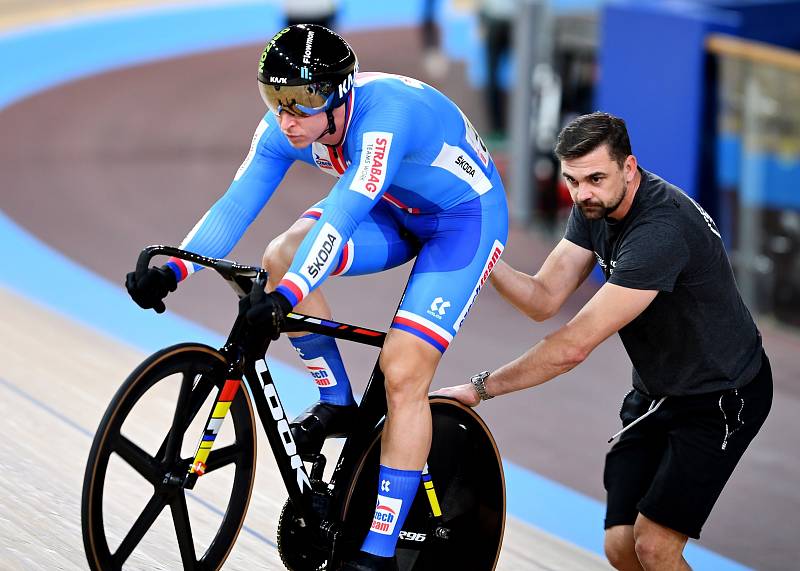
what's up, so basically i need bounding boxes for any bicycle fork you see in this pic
[188,378,242,478]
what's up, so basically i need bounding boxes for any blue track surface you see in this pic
[0,3,749,569]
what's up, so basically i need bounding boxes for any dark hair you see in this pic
[554,112,632,167]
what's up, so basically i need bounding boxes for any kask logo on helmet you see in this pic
[337,71,355,99]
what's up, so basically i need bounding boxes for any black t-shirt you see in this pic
[565,168,762,396]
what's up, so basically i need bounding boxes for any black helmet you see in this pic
[257,24,358,118]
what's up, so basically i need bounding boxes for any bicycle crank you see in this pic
[277,482,332,571]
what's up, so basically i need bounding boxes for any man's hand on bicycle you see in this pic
[126,266,178,314]
[239,282,293,340]
[431,383,482,407]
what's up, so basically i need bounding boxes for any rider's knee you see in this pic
[380,353,430,405]
[262,222,309,278]
[263,234,291,276]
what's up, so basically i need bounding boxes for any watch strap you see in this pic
[470,370,494,401]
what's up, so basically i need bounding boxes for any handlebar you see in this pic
[136,245,386,347]
[137,245,266,297]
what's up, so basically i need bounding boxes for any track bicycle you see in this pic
[81,245,505,570]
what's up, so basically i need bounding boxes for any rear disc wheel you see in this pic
[339,397,505,570]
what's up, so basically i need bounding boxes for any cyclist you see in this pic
[126,24,508,570]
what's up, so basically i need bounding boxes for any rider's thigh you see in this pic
[380,328,442,400]
[390,190,508,354]
[298,198,418,277]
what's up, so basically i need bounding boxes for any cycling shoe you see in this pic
[339,552,398,571]
[290,401,357,455]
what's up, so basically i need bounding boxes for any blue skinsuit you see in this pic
[167,72,508,352]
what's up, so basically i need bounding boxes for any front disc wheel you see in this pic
[81,343,257,570]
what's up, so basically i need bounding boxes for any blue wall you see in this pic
[597,0,800,210]
[597,2,736,201]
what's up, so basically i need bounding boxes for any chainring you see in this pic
[277,483,332,571]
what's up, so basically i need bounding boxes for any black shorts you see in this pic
[603,350,772,539]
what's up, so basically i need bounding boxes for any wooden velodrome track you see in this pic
[1,2,799,569]
[0,285,608,570]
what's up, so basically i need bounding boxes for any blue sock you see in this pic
[289,333,355,406]
[361,465,421,557]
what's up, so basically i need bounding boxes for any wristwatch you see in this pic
[470,370,494,401]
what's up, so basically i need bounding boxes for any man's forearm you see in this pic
[484,326,587,397]
[434,297,603,406]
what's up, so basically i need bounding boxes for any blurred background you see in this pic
[1,0,798,570]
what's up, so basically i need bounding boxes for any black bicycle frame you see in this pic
[136,246,393,533]
[280,314,391,507]
[236,313,389,531]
